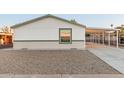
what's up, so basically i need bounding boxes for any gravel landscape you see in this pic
[0,50,120,75]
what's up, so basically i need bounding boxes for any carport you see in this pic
[86,27,119,48]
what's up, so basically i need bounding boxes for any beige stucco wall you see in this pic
[13,41,85,50]
[13,17,85,49]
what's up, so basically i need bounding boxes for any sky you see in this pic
[0,14,124,28]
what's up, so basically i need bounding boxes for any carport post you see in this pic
[108,32,110,47]
[90,33,93,42]
[93,34,95,43]
[94,33,96,43]
[91,33,92,42]
[116,30,119,48]
[89,33,91,42]
[96,33,98,43]
[98,32,100,44]
[102,31,104,45]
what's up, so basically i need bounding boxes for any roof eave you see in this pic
[11,14,86,29]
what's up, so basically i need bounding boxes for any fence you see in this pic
[0,44,13,49]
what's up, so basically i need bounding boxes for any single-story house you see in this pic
[11,14,86,50]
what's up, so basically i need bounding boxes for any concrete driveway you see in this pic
[88,47,124,74]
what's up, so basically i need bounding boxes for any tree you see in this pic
[116,25,124,32]
[116,25,124,37]
[1,26,12,33]
[70,19,77,24]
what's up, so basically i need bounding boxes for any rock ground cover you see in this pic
[0,50,120,75]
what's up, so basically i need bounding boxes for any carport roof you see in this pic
[86,27,115,33]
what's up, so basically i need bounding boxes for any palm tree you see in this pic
[110,24,114,28]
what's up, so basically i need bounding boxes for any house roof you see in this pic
[11,14,86,28]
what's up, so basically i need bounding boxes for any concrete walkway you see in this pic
[86,42,107,48]
[88,47,124,74]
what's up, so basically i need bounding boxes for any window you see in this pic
[59,28,72,44]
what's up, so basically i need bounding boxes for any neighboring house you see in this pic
[11,14,86,49]
[0,33,12,45]
[0,26,13,46]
